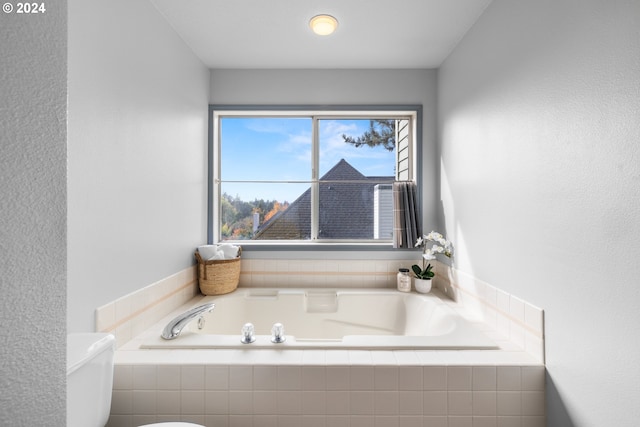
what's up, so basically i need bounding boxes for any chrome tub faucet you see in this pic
[161,302,215,340]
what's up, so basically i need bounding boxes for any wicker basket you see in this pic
[195,247,242,295]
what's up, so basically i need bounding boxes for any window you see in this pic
[209,106,421,246]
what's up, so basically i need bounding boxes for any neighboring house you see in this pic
[254,159,393,240]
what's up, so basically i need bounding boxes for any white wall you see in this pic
[438,0,640,425]
[0,3,67,424]
[210,69,439,244]
[68,0,210,331]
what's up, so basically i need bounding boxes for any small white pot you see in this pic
[414,278,433,294]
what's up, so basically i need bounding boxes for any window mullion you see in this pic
[212,111,221,243]
[311,117,319,240]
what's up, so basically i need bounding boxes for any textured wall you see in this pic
[67,0,210,331]
[0,3,67,425]
[438,0,640,425]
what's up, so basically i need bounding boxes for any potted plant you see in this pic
[412,231,453,293]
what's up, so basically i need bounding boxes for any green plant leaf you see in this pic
[425,263,435,278]
[411,264,423,278]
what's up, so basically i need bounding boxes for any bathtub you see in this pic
[141,288,498,350]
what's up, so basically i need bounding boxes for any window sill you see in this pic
[219,241,396,251]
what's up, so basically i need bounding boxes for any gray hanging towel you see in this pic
[392,181,422,249]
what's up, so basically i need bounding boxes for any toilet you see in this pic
[67,333,204,427]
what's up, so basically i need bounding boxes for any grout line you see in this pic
[437,270,544,339]
[99,278,197,333]
[240,270,395,276]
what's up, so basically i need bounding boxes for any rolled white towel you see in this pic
[209,250,225,261]
[197,245,219,260]
[218,243,240,259]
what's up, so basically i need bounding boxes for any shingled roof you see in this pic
[254,159,393,240]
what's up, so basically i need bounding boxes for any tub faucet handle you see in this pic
[241,323,256,344]
[271,322,286,343]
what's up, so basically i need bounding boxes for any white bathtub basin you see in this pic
[141,288,498,350]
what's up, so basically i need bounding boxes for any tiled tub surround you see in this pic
[109,358,545,427]
[95,266,199,348]
[237,258,407,288]
[434,263,545,364]
[102,258,545,426]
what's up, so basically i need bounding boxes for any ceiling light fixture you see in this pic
[309,14,338,36]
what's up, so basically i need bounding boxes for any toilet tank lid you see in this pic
[67,333,115,375]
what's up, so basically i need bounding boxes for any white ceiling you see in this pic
[150,0,493,69]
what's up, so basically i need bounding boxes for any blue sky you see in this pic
[220,117,395,203]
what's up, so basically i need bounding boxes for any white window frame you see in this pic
[208,105,422,250]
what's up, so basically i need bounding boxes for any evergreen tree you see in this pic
[342,119,396,151]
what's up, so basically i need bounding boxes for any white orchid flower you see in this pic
[428,231,444,241]
[422,251,436,260]
[417,230,453,261]
[431,245,444,253]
